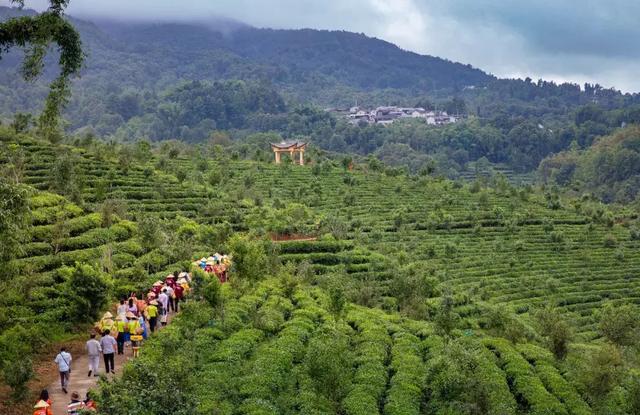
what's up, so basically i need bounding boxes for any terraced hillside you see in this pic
[3,133,640,340]
[98,277,604,415]
[2,132,640,413]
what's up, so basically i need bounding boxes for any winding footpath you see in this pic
[45,313,175,414]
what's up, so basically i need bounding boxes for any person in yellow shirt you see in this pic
[146,300,159,333]
[126,312,142,358]
[98,312,116,336]
[114,315,127,355]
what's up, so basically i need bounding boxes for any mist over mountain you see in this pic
[1,6,640,177]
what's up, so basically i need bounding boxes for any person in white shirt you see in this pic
[116,298,127,320]
[164,285,175,312]
[86,333,101,377]
[54,347,72,393]
[158,289,169,316]
[99,330,117,374]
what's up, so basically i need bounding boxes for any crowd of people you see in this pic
[196,253,231,283]
[39,271,191,414]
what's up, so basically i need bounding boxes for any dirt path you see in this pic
[45,313,175,414]
[47,348,129,414]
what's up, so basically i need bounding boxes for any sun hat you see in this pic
[102,311,113,319]
[149,300,158,305]
[126,311,136,319]
[34,400,50,409]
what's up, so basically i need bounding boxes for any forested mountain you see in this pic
[2,6,640,178]
[540,125,640,203]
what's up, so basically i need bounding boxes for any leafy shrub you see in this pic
[597,303,639,346]
[305,325,354,407]
[62,263,112,323]
[485,338,566,414]
[603,233,618,248]
[228,234,270,281]
[384,332,423,415]
[203,277,222,308]
[533,306,572,360]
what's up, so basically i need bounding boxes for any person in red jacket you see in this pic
[151,281,162,295]
[173,283,184,312]
[33,390,53,415]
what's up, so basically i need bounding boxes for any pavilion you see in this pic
[270,140,307,165]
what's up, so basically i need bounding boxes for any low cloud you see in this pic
[5,0,639,91]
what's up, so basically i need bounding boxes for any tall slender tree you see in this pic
[0,0,84,141]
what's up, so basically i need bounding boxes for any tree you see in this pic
[50,209,70,255]
[579,345,623,406]
[0,179,30,268]
[304,326,353,408]
[10,112,32,133]
[2,143,26,184]
[534,305,572,359]
[203,277,222,308]
[100,199,126,228]
[598,303,639,347]
[50,150,83,202]
[434,290,460,337]
[64,263,111,323]
[138,215,164,251]
[228,234,270,281]
[0,1,84,140]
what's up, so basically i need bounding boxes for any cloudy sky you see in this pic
[9,0,640,92]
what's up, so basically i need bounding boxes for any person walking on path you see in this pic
[147,299,159,332]
[99,330,117,374]
[116,298,127,320]
[127,297,139,317]
[126,312,142,357]
[54,347,72,393]
[115,315,127,355]
[173,282,184,312]
[158,288,169,317]
[85,333,101,377]
[164,283,175,313]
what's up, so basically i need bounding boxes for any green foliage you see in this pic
[434,291,460,337]
[540,126,640,203]
[597,303,639,346]
[203,277,222,308]
[534,306,572,360]
[0,179,30,267]
[138,214,164,251]
[304,325,354,408]
[577,345,624,407]
[228,234,271,281]
[63,262,111,323]
[0,324,36,400]
[384,332,424,415]
[0,0,83,139]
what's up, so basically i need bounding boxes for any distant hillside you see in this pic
[539,125,640,203]
[2,6,640,178]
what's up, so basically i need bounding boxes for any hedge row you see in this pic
[343,311,391,415]
[383,332,424,415]
[516,343,592,415]
[277,240,355,254]
[484,338,568,415]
